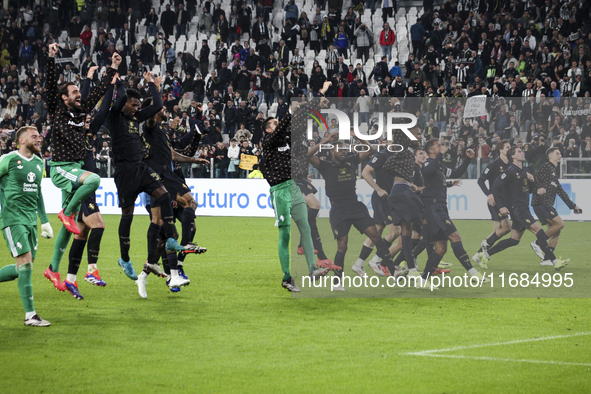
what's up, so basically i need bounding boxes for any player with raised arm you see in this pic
[476,147,570,270]
[291,96,341,274]
[531,147,582,265]
[419,139,486,288]
[135,100,209,298]
[472,140,512,267]
[0,126,53,326]
[105,71,193,289]
[43,43,119,292]
[355,140,401,277]
[308,132,400,291]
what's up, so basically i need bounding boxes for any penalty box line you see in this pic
[401,332,591,367]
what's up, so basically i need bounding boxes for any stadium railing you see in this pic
[561,158,591,178]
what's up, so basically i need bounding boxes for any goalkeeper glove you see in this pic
[41,222,53,239]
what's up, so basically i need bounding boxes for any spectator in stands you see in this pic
[176,3,189,39]
[161,5,176,39]
[333,25,350,59]
[354,23,372,64]
[145,8,158,37]
[79,25,92,62]
[379,22,395,62]
[410,18,426,59]
[284,0,298,24]
[178,51,198,78]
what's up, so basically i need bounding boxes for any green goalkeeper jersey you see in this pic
[0,151,47,228]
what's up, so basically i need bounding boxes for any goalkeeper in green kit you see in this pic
[0,126,53,326]
[261,81,333,292]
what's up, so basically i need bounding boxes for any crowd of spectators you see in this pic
[1,0,591,179]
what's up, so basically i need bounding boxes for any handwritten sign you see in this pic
[464,95,487,118]
[239,154,258,170]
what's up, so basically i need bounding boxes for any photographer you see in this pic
[354,23,373,64]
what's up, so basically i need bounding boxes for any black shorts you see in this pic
[296,177,318,196]
[329,201,375,239]
[533,204,559,225]
[161,170,191,199]
[388,189,424,225]
[371,192,393,225]
[411,218,423,235]
[509,205,537,232]
[424,201,458,241]
[488,203,509,222]
[77,193,100,222]
[114,163,163,208]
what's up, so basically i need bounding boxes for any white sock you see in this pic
[468,268,479,276]
[354,258,364,267]
[25,311,36,320]
[66,274,77,283]
[88,264,97,274]
[171,269,179,279]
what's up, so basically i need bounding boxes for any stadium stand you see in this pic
[2,0,591,179]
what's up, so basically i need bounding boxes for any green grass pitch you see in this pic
[0,214,589,393]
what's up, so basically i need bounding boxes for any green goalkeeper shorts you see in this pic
[269,180,306,227]
[2,224,38,259]
[49,160,84,208]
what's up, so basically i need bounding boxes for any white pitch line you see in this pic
[404,354,591,367]
[404,332,591,356]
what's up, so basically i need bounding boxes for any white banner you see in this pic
[464,95,488,118]
[40,178,590,221]
[310,179,591,222]
[40,178,275,217]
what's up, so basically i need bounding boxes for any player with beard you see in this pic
[105,72,193,289]
[419,139,486,288]
[475,147,570,270]
[50,73,118,299]
[531,147,582,265]
[135,102,209,298]
[43,43,120,292]
[0,126,53,326]
[472,140,512,267]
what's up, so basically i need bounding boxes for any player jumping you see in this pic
[105,72,192,288]
[43,43,119,292]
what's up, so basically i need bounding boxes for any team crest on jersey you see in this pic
[339,168,347,175]
[27,172,36,182]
